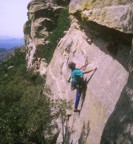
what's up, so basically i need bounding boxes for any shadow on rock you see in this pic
[79,121,90,144]
[100,73,133,144]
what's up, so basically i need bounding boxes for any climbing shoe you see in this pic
[74,109,80,112]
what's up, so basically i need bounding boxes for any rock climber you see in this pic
[68,61,96,112]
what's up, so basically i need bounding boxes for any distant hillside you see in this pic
[0,48,13,62]
[0,37,25,49]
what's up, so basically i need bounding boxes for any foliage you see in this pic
[0,47,73,144]
[0,85,56,144]
[55,0,70,5]
[42,8,70,62]
[23,20,31,35]
[0,47,57,144]
[53,99,73,143]
[55,99,72,116]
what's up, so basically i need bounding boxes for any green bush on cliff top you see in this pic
[43,9,70,62]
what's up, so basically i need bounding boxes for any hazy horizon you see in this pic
[0,35,24,39]
[0,0,31,38]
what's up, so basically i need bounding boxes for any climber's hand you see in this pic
[67,76,71,83]
[94,67,97,71]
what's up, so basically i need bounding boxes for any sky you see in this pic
[0,0,31,38]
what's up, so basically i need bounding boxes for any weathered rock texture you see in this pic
[24,0,133,144]
[24,0,67,74]
[69,0,133,33]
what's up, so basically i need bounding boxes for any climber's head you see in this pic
[68,62,76,70]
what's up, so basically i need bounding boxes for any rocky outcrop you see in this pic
[69,0,133,33]
[100,41,133,144]
[24,0,133,143]
[24,0,68,74]
[46,17,132,144]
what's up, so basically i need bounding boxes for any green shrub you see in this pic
[0,47,57,144]
[43,8,70,62]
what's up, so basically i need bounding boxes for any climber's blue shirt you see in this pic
[71,68,83,82]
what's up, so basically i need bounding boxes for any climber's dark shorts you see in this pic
[71,78,84,91]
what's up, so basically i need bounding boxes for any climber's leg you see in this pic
[74,89,80,110]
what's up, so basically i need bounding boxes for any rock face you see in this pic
[24,0,67,74]
[69,0,133,33]
[24,0,133,143]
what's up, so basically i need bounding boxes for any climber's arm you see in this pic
[79,63,88,70]
[83,67,97,74]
